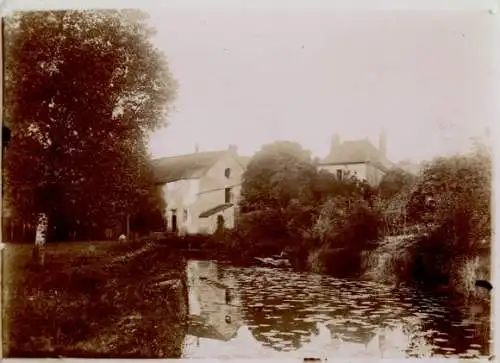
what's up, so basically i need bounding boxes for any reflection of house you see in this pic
[151,146,246,235]
[185,260,243,342]
[317,131,393,186]
[326,322,378,347]
[363,324,425,358]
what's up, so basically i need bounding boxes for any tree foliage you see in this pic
[378,167,417,200]
[240,141,318,213]
[405,149,491,272]
[234,140,379,263]
[3,10,177,240]
[407,152,490,233]
[236,141,318,254]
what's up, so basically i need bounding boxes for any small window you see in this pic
[336,169,343,180]
[183,209,188,222]
[225,187,231,203]
[224,168,231,178]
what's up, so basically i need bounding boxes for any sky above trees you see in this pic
[2,3,494,163]
[145,8,495,163]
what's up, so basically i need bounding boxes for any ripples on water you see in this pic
[182,260,491,359]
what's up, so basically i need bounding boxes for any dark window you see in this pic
[336,169,343,180]
[225,188,231,203]
[224,168,231,178]
[171,209,177,233]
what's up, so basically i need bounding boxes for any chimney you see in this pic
[379,129,387,158]
[330,133,340,155]
[228,144,238,154]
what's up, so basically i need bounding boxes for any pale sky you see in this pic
[146,9,496,163]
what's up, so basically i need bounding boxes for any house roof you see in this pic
[199,203,234,218]
[324,139,380,164]
[322,139,392,172]
[151,150,228,184]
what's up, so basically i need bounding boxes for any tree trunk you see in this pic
[126,214,130,240]
[10,219,14,242]
[33,213,48,265]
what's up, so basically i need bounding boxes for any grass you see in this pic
[361,232,492,304]
[2,239,188,358]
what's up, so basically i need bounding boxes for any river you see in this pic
[182,259,492,360]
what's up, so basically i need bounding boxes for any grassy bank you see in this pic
[362,232,491,299]
[2,240,188,358]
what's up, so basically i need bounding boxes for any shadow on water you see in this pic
[180,259,491,359]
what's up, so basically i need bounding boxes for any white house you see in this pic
[151,145,246,235]
[317,130,393,187]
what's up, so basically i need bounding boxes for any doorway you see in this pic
[216,215,225,234]
[171,210,178,233]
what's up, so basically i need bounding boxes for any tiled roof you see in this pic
[151,151,227,184]
[324,139,380,164]
[322,139,392,172]
[199,203,234,218]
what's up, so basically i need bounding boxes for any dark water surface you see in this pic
[182,259,492,359]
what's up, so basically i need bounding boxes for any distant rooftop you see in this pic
[321,133,393,171]
[324,139,381,164]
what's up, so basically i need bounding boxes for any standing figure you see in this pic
[33,213,48,265]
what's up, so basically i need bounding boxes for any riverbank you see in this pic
[361,233,491,301]
[2,240,188,358]
[198,230,491,307]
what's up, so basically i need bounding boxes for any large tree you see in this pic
[240,141,317,213]
[3,10,177,242]
[237,141,318,253]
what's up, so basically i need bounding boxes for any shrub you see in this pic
[398,150,491,292]
[306,196,383,277]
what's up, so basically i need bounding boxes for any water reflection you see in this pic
[181,260,491,359]
[184,260,243,343]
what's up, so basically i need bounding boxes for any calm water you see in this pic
[182,259,492,359]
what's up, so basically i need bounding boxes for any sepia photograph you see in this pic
[0,2,497,361]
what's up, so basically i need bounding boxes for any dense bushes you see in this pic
[405,149,491,290]
[218,139,491,291]
[306,197,382,276]
[224,141,380,274]
[363,148,492,295]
